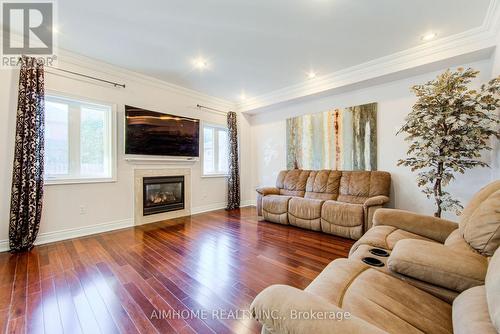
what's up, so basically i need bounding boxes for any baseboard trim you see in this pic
[241,199,256,207]
[191,202,228,215]
[191,200,256,215]
[0,200,257,253]
[37,218,134,245]
[0,240,8,253]
[0,218,134,253]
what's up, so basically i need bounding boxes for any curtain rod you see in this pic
[196,104,229,115]
[46,67,126,88]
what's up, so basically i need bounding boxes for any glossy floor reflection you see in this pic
[0,206,354,334]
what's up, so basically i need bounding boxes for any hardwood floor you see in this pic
[0,206,354,334]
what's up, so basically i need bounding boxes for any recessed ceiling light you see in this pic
[421,32,437,41]
[307,71,317,79]
[192,57,208,70]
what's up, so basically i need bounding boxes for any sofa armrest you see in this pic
[373,209,457,243]
[388,239,488,292]
[256,186,280,196]
[362,196,390,231]
[364,195,390,207]
[250,285,386,334]
[256,187,280,216]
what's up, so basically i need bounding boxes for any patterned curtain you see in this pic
[226,111,240,210]
[9,56,45,252]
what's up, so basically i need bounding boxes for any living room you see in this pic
[0,1,499,333]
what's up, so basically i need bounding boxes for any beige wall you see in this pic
[0,52,253,251]
[247,58,498,221]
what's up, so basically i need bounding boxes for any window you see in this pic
[44,94,116,184]
[202,124,229,176]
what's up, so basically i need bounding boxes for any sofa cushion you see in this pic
[304,170,341,200]
[306,259,368,305]
[388,239,488,292]
[368,171,392,197]
[337,171,391,204]
[303,192,335,201]
[339,171,370,201]
[288,197,324,231]
[279,189,306,197]
[460,180,500,228]
[263,195,291,214]
[336,194,367,204]
[276,169,310,192]
[321,200,364,239]
[445,229,479,254]
[251,285,386,334]
[486,248,500,331]
[460,189,500,257]
[322,201,364,227]
[350,244,459,303]
[274,169,310,197]
[262,195,292,225]
[452,286,497,334]
[306,259,453,334]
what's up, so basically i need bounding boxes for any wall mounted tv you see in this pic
[125,105,200,157]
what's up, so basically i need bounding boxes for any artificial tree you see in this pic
[398,68,500,217]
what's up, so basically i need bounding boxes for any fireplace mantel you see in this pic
[125,156,199,164]
[134,168,191,225]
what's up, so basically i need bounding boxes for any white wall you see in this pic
[247,58,498,220]
[1,49,498,251]
[0,52,253,250]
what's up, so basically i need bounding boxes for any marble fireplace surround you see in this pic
[134,168,191,225]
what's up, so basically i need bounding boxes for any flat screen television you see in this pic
[125,105,200,157]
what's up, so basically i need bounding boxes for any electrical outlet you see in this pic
[79,205,86,215]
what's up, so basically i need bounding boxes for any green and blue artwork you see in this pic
[286,102,377,171]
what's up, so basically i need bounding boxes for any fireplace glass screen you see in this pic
[143,176,184,215]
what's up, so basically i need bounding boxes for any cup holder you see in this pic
[362,257,384,267]
[369,248,390,257]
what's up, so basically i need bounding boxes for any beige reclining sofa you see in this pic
[256,169,391,240]
[251,180,500,333]
[349,180,500,302]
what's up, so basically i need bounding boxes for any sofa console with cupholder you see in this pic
[251,180,500,334]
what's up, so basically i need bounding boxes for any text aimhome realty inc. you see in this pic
[150,308,352,321]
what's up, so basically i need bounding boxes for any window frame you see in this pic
[44,91,117,185]
[201,122,229,178]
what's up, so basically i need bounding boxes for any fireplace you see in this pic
[143,176,184,216]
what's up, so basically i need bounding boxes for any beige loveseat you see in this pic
[256,170,391,240]
[251,180,500,334]
[251,248,499,334]
[349,180,500,302]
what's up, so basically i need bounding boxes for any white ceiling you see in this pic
[54,0,491,102]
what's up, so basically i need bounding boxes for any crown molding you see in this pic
[1,29,234,111]
[483,0,500,33]
[55,49,235,111]
[239,0,500,113]
[4,0,500,114]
